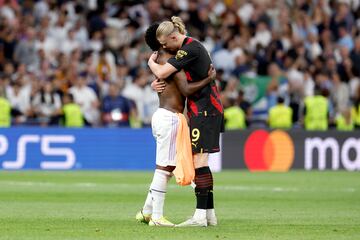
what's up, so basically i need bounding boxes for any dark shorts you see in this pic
[189,114,224,153]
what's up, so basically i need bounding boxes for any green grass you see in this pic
[0,171,359,240]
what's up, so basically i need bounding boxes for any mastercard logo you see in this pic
[244,130,294,172]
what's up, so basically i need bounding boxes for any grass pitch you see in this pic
[0,171,359,240]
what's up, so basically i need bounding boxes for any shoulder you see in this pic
[179,38,201,53]
[181,38,201,50]
[175,42,200,60]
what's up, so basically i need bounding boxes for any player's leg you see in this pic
[136,108,161,223]
[177,153,209,227]
[177,115,221,227]
[193,155,217,226]
[151,166,175,220]
[148,108,179,226]
[194,154,211,220]
[135,191,152,223]
[205,116,223,226]
[136,109,160,224]
[136,166,175,224]
[205,159,217,226]
[148,165,176,226]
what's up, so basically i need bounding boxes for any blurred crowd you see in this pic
[0,0,359,129]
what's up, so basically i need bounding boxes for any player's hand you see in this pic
[208,64,216,81]
[151,78,166,93]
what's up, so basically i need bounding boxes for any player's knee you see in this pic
[194,161,208,168]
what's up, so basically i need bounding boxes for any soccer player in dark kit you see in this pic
[148,16,224,227]
[136,23,216,227]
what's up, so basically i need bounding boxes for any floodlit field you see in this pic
[0,171,359,240]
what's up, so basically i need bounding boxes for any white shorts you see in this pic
[151,108,179,167]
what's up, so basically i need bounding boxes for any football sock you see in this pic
[194,209,207,219]
[149,169,171,219]
[194,167,212,219]
[142,191,152,215]
[207,170,214,209]
[207,209,216,220]
[206,170,216,220]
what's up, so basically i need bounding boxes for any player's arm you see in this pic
[174,65,216,97]
[148,55,177,79]
[148,43,199,79]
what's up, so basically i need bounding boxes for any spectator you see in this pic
[34,30,57,61]
[303,70,315,97]
[221,76,239,102]
[224,96,246,130]
[237,89,252,126]
[1,27,16,61]
[14,28,39,70]
[73,18,89,48]
[61,93,84,128]
[231,53,250,78]
[88,30,103,52]
[303,87,329,131]
[122,69,158,127]
[352,85,360,128]
[331,72,350,114]
[61,29,81,55]
[69,74,100,126]
[102,82,134,127]
[337,24,354,51]
[96,49,112,81]
[0,0,358,130]
[350,37,360,75]
[266,62,288,109]
[249,21,272,52]
[48,12,69,47]
[0,88,11,127]
[33,0,49,23]
[336,107,354,131]
[6,81,31,123]
[268,96,293,129]
[31,80,61,126]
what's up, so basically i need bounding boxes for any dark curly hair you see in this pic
[145,23,161,51]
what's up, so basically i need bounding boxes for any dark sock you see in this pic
[194,167,212,209]
[195,187,208,209]
[207,170,214,209]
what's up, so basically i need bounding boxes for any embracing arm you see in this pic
[174,65,216,97]
[148,52,178,79]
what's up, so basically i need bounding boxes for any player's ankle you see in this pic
[193,209,206,219]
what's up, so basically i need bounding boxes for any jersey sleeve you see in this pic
[167,42,199,70]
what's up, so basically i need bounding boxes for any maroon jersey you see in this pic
[168,37,223,118]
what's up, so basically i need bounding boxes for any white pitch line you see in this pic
[0,181,356,193]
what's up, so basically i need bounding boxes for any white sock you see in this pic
[206,209,216,219]
[142,191,152,215]
[193,209,206,220]
[150,169,171,220]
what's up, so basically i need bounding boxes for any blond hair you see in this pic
[156,16,187,39]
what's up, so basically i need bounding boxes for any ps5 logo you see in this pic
[0,135,76,170]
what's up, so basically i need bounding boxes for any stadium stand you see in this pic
[0,0,359,129]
